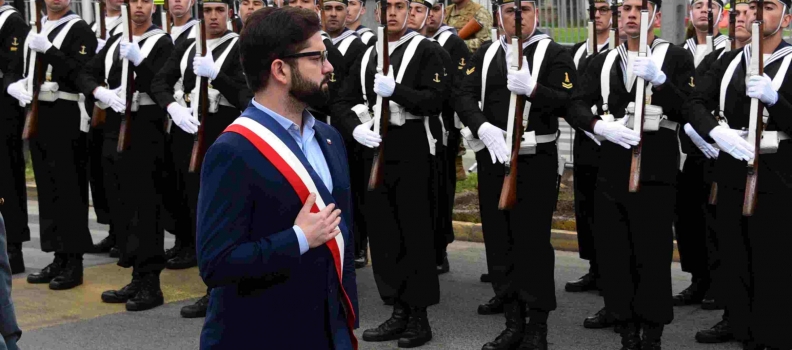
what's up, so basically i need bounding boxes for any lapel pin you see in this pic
[327,139,332,145]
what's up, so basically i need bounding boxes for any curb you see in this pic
[452,220,681,262]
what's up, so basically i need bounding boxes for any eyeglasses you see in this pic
[281,50,328,65]
[594,6,611,14]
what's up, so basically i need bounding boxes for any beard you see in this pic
[289,67,330,107]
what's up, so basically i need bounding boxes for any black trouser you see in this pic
[572,134,600,275]
[476,146,558,312]
[167,107,239,251]
[434,129,459,264]
[88,122,111,225]
[347,141,371,257]
[716,186,792,348]
[29,100,92,254]
[0,97,29,244]
[594,181,675,325]
[366,121,439,307]
[675,156,717,284]
[104,105,166,273]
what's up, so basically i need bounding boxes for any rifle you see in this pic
[710,0,735,205]
[318,0,326,29]
[628,0,649,192]
[588,0,597,56]
[742,0,763,216]
[367,0,389,190]
[21,0,43,140]
[497,0,524,210]
[162,0,171,34]
[705,0,714,53]
[228,0,240,33]
[116,0,134,152]
[610,0,618,49]
[188,0,209,173]
[490,0,497,42]
[91,0,108,128]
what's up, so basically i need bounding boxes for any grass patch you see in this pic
[455,172,478,193]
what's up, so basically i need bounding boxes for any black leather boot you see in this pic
[7,243,24,274]
[695,319,733,343]
[398,307,432,348]
[49,255,83,290]
[93,235,115,253]
[517,323,548,350]
[478,296,505,315]
[102,273,143,303]
[641,323,664,350]
[481,273,492,283]
[354,248,368,269]
[180,293,210,318]
[363,301,410,342]
[166,247,197,270]
[672,277,708,306]
[482,301,525,350]
[109,246,120,258]
[583,307,616,329]
[126,272,164,311]
[27,254,66,284]
[164,238,182,261]
[619,323,641,350]
[565,273,598,292]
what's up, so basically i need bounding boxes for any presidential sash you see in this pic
[224,116,358,349]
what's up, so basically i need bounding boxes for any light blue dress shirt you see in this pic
[252,100,333,255]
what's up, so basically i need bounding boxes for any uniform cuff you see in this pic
[293,225,309,255]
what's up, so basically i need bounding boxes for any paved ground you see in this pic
[11,200,740,350]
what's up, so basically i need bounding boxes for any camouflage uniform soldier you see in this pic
[444,0,492,53]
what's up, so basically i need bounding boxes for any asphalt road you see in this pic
[12,201,739,350]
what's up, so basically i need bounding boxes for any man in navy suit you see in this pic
[196,7,359,349]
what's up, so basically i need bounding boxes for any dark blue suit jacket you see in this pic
[196,104,359,349]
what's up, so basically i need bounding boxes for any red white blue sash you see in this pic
[225,116,358,349]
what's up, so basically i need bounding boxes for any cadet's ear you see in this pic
[782,11,792,29]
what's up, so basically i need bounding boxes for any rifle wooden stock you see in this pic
[367,0,388,191]
[628,0,649,193]
[162,2,171,34]
[610,1,618,49]
[229,5,240,33]
[98,0,106,38]
[91,104,107,127]
[22,2,43,140]
[458,18,483,40]
[708,182,718,205]
[742,1,763,216]
[497,0,523,210]
[117,0,134,153]
[189,0,209,173]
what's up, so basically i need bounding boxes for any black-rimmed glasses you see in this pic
[281,50,328,65]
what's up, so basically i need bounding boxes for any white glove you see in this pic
[120,40,144,66]
[193,50,219,80]
[167,102,200,134]
[593,118,641,149]
[507,57,535,96]
[29,33,53,53]
[684,123,719,159]
[746,74,778,106]
[352,120,381,148]
[477,122,508,164]
[96,38,106,54]
[633,57,666,86]
[7,79,31,105]
[709,125,754,161]
[93,86,126,113]
[373,66,395,98]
